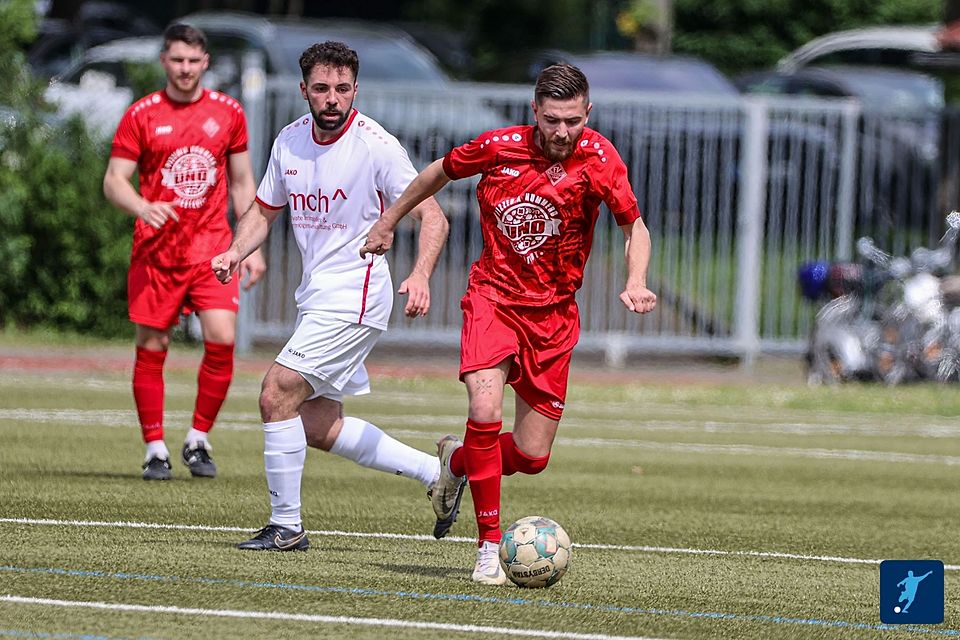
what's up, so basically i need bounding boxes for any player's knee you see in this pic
[468,402,502,424]
[259,381,294,422]
[517,452,550,475]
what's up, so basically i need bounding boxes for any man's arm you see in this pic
[103,157,179,228]
[226,151,266,289]
[397,196,449,317]
[211,200,283,285]
[361,158,452,257]
[619,216,657,314]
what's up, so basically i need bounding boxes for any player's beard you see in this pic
[311,100,353,131]
[172,73,200,95]
[537,128,575,163]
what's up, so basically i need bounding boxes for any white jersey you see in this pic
[256,109,417,330]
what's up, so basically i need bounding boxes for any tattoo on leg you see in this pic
[474,377,494,395]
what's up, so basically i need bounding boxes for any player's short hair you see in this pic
[162,23,207,52]
[534,63,589,105]
[299,41,360,82]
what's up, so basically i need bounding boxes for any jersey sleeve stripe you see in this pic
[255,196,286,211]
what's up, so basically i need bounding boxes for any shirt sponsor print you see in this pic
[160,145,217,209]
[494,192,562,263]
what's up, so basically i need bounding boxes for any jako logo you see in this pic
[285,169,298,175]
[289,188,348,213]
[500,166,520,177]
[155,125,173,135]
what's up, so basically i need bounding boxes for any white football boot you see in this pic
[472,540,507,586]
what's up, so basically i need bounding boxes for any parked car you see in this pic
[736,64,943,159]
[45,13,505,144]
[523,49,740,95]
[776,25,942,73]
[26,1,159,79]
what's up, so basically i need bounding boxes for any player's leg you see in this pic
[278,316,439,485]
[237,362,313,551]
[462,361,512,585]
[502,398,557,475]
[134,324,172,479]
[302,391,440,487]
[502,298,574,476]
[183,266,240,477]
[128,261,188,480]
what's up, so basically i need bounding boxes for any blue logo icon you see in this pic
[880,560,944,624]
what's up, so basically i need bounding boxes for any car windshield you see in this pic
[818,65,944,112]
[272,31,449,87]
[572,55,738,94]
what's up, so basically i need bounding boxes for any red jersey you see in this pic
[442,125,640,306]
[111,89,248,267]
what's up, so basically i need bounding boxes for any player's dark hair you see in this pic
[299,41,359,82]
[162,23,207,52]
[534,63,589,105]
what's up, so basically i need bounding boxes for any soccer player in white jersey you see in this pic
[211,41,451,551]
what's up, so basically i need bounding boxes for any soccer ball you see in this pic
[498,515,572,588]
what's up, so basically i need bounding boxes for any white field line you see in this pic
[2,517,957,570]
[0,596,666,640]
[2,370,956,428]
[2,409,960,466]
[3,407,960,440]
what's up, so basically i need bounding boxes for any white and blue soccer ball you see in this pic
[498,515,572,588]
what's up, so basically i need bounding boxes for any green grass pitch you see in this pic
[0,340,958,639]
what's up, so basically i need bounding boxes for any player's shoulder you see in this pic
[276,113,315,143]
[349,110,401,146]
[123,91,166,121]
[471,125,531,149]
[576,127,622,164]
[202,89,245,115]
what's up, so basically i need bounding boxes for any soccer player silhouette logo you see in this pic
[896,570,933,613]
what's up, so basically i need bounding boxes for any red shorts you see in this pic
[459,289,580,421]
[128,260,239,330]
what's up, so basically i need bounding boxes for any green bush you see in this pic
[0,114,132,336]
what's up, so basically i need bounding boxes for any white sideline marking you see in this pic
[3,409,960,465]
[0,595,665,640]
[5,406,960,439]
[2,517,956,570]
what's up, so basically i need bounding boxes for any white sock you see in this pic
[185,428,209,446]
[145,440,169,461]
[263,416,307,529]
[330,416,440,488]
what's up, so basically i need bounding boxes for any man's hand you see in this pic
[620,284,657,314]
[360,218,395,258]
[238,248,266,290]
[138,201,179,229]
[398,272,430,318]
[211,250,242,284]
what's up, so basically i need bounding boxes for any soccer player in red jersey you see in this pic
[103,23,265,481]
[362,63,657,584]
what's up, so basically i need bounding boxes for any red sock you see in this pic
[500,432,550,476]
[133,347,166,443]
[192,341,234,433]
[463,418,503,545]
[451,432,551,477]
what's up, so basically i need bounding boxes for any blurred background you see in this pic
[6,0,960,375]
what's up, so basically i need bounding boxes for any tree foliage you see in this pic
[0,0,132,336]
[405,0,943,75]
[672,0,943,72]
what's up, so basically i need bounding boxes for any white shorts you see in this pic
[274,313,382,402]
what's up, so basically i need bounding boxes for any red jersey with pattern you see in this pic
[442,125,640,306]
[111,89,248,267]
